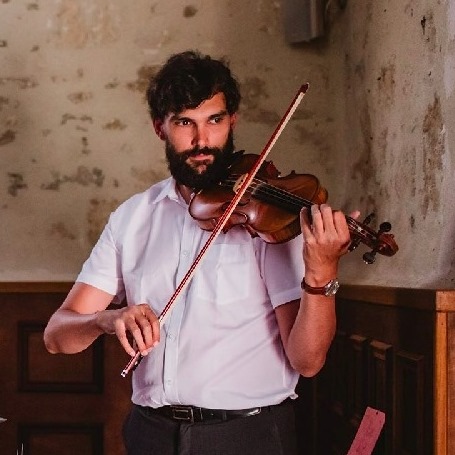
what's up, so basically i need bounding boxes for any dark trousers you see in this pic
[122,401,298,455]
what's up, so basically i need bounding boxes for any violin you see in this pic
[189,152,398,264]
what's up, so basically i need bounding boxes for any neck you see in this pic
[176,182,194,204]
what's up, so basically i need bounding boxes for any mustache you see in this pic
[181,146,219,160]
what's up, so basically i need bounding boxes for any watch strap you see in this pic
[301,277,340,296]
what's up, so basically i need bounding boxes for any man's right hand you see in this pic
[97,304,160,357]
[44,283,160,357]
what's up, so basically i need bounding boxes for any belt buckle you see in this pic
[171,405,194,423]
[244,407,261,417]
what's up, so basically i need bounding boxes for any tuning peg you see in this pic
[361,221,393,264]
[348,239,360,252]
[363,250,377,264]
[348,212,375,252]
[363,212,375,225]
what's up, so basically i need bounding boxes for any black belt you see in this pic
[136,399,291,424]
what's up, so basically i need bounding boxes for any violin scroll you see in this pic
[346,213,398,264]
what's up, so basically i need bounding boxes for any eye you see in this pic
[175,118,192,126]
[209,115,224,124]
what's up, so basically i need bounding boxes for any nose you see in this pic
[192,124,209,149]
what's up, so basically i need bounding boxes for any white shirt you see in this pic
[77,177,304,409]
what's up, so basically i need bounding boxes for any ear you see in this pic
[230,113,238,129]
[152,119,166,141]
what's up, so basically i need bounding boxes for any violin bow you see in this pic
[121,84,309,377]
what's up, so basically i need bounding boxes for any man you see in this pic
[44,50,352,454]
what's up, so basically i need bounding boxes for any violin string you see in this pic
[220,177,377,243]
[222,176,315,212]
[253,180,314,211]
[346,217,376,243]
[222,177,307,208]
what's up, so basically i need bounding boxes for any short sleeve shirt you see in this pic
[77,177,304,409]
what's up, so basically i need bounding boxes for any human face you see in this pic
[154,92,237,189]
[164,130,235,190]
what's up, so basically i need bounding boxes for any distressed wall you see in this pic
[0,0,453,289]
[336,0,455,288]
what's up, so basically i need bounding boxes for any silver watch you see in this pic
[301,278,340,296]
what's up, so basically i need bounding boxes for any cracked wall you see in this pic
[0,0,454,288]
[337,0,455,288]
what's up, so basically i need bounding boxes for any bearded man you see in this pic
[44,50,351,454]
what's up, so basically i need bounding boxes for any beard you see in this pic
[165,130,235,190]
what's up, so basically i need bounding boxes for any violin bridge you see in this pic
[233,173,248,193]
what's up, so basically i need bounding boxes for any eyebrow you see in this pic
[169,109,229,122]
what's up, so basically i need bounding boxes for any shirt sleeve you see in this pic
[76,214,125,302]
[260,234,304,308]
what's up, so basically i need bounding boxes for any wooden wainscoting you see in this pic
[0,283,132,455]
[2,283,454,455]
[295,286,455,455]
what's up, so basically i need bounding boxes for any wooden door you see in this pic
[0,283,132,455]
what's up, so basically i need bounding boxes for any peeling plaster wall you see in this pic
[0,0,454,288]
[0,0,344,281]
[335,0,455,288]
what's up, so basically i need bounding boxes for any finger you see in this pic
[313,204,342,239]
[130,304,160,355]
[114,319,137,357]
[333,210,351,242]
[137,304,160,353]
[116,306,150,355]
[128,318,149,355]
[318,204,336,232]
[329,211,353,256]
[300,207,313,239]
[149,316,160,346]
[349,210,361,220]
[310,204,323,229]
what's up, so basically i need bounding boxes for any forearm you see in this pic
[285,292,336,377]
[44,309,105,354]
[281,204,352,376]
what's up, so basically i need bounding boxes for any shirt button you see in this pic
[182,250,189,257]
[165,379,172,385]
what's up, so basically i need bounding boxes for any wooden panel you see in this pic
[309,287,439,454]
[434,311,448,455]
[18,424,103,455]
[368,341,393,454]
[338,286,455,312]
[347,335,368,426]
[448,313,455,455]
[3,284,455,454]
[395,351,425,455]
[0,286,132,455]
[368,340,393,411]
[18,322,104,393]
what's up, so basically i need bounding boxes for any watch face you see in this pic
[325,280,340,296]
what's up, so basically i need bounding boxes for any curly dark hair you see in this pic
[146,50,241,121]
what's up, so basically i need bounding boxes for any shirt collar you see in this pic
[151,176,188,206]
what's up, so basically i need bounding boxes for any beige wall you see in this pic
[0,0,453,288]
[337,0,455,288]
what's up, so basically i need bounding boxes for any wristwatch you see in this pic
[301,278,340,296]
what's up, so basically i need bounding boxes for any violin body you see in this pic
[190,153,328,243]
[189,152,399,261]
